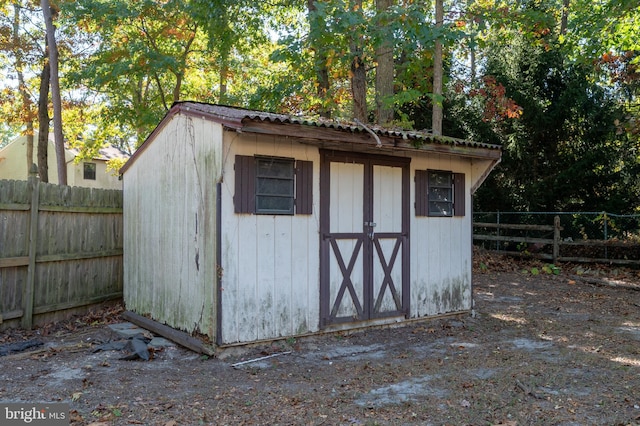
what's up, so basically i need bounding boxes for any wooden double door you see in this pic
[320,151,410,327]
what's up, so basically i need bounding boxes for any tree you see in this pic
[307,0,332,118]
[42,0,66,185]
[63,0,210,148]
[37,56,50,182]
[349,0,367,121]
[374,0,394,125]
[431,0,444,135]
[443,0,640,216]
[12,3,35,170]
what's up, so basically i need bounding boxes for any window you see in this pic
[428,170,453,216]
[83,163,96,180]
[256,157,294,214]
[415,170,465,217]
[234,155,313,215]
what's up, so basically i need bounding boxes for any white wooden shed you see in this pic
[121,102,501,347]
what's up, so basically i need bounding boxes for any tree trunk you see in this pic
[432,0,444,136]
[375,0,394,125]
[13,4,35,173]
[307,0,331,118]
[350,0,367,122]
[38,59,50,183]
[41,0,66,185]
[560,0,569,35]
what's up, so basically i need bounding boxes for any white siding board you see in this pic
[255,216,276,339]
[372,165,403,312]
[373,165,402,233]
[410,154,472,318]
[124,113,220,337]
[274,217,293,336]
[328,162,364,319]
[219,133,320,345]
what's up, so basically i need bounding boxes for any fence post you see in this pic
[22,164,40,329]
[553,215,561,263]
[496,211,501,251]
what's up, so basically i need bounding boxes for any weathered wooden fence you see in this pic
[0,169,123,329]
[474,215,640,265]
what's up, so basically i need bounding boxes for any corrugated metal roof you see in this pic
[121,101,501,175]
[175,101,501,151]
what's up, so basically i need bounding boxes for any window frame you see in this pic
[428,170,453,217]
[234,155,313,215]
[255,156,295,215]
[415,169,465,217]
[83,162,97,180]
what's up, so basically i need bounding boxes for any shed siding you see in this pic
[410,154,472,317]
[219,133,320,344]
[124,114,221,336]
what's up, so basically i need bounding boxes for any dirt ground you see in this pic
[2,251,640,426]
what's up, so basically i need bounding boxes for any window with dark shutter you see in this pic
[255,157,295,214]
[415,169,465,217]
[234,155,313,215]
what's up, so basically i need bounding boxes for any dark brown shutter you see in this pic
[415,170,428,216]
[453,172,465,217]
[295,160,313,214]
[234,155,255,213]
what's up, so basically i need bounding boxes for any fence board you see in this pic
[0,171,123,330]
[474,215,640,265]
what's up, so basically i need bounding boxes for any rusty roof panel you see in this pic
[175,101,501,151]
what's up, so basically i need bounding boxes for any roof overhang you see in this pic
[121,102,501,174]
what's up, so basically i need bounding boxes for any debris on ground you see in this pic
[0,338,43,356]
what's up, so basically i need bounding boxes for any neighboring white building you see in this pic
[0,133,128,189]
[121,102,502,348]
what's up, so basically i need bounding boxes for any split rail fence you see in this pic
[0,168,123,329]
[474,213,640,266]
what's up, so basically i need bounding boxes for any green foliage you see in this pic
[431,0,640,217]
[0,0,638,215]
[523,264,560,275]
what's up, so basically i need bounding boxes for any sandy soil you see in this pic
[1,252,640,425]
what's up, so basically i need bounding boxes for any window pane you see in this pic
[257,160,293,178]
[429,187,452,202]
[428,170,453,216]
[429,201,452,216]
[256,196,293,213]
[256,177,293,196]
[255,157,295,214]
[84,163,96,180]
[429,171,451,187]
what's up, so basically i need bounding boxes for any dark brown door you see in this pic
[320,151,410,327]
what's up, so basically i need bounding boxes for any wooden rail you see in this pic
[0,168,123,329]
[474,215,640,265]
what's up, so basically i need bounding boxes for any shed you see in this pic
[121,102,501,347]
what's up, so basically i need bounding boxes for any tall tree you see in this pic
[37,58,50,182]
[349,0,367,121]
[374,0,394,125]
[12,3,35,171]
[307,0,332,118]
[41,0,66,185]
[431,0,444,135]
